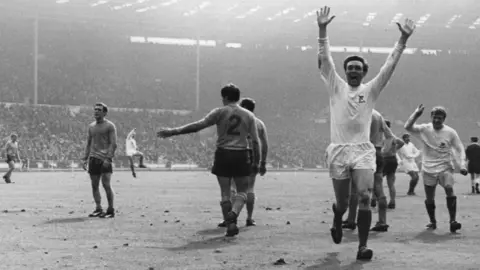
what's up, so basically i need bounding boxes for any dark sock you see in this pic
[446,196,457,223]
[425,200,436,223]
[378,197,387,224]
[357,209,372,248]
[139,156,144,165]
[220,201,232,221]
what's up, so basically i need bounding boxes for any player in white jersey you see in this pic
[404,105,467,232]
[126,128,147,178]
[397,133,420,195]
[317,6,415,260]
[157,84,260,237]
[3,133,21,184]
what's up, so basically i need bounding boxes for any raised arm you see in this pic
[404,104,425,134]
[107,123,118,161]
[368,19,415,99]
[126,128,135,140]
[317,6,343,94]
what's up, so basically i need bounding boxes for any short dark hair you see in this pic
[471,137,478,143]
[385,120,391,128]
[402,133,410,139]
[431,106,446,119]
[240,98,256,113]
[95,102,108,113]
[221,83,241,102]
[343,55,369,74]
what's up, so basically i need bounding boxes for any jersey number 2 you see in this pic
[227,115,241,135]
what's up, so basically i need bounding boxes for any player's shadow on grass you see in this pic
[413,230,462,244]
[305,252,366,270]
[43,217,90,224]
[166,235,239,251]
[195,226,250,236]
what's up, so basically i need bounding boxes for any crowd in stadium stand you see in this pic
[1,21,479,169]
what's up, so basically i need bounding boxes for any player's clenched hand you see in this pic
[396,18,416,37]
[316,6,335,27]
[460,168,468,176]
[103,160,111,169]
[157,129,174,138]
[82,159,88,171]
[413,104,424,117]
[259,163,267,176]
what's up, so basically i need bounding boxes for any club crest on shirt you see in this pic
[439,142,446,148]
[358,95,365,103]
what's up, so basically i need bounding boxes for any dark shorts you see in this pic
[88,157,113,176]
[468,161,480,174]
[375,148,384,174]
[211,148,252,177]
[383,156,398,175]
[6,155,15,164]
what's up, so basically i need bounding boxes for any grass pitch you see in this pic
[0,171,479,270]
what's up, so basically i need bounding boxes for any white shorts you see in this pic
[402,159,419,173]
[126,150,141,157]
[423,169,454,187]
[325,142,376,180]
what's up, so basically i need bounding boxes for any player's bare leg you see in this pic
[371,172,389,232]
[135,153,147,168]
[386,173,396,209]
[246,174,256,226]
[99,173,115,218]
[225,176,249,236]
[352,169,374,261]
[343,180,358,230]
[331,178,351,244]
[88,175,103,217]
[475,174,480,194]
[128,157,136,178]
[3,161,15,183]
[217,176,233,228]
[424,184,437,230]
[407,171,419,195]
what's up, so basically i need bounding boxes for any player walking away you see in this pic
[157,84,260,237]
[126,128,147,178]
[465,137,480,194]
[3,134,21,184]
[342,110,398,232]
[238,98,268,226]
[82,103,118,218]
[382,120,405,209]
[404,105,467,232]
[397,133,421,195]
[317,6,414,260]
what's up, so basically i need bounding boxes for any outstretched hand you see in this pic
[157,128,174,138]
[316,6,335,27]
[396,18,416,37]
[414,104,425,118]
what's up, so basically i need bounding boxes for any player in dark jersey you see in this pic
[3,133,20,184]
[158,84,260,237]
[466,137,480,194]
[82,103,118,218]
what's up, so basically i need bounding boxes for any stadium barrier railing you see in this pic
[0,160,328,172]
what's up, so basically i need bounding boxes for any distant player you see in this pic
[157,84,260,237]
[382,120,405,209]
[126,128,147,178]
[3,134,20,184]
[398,133,420,195]
[317,6,415,260]
[404,104,467,232]
[465,137,480,194]
[82,103,118,218]
[343,110,398,232]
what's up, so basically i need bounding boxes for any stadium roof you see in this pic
[4,0,480,48]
